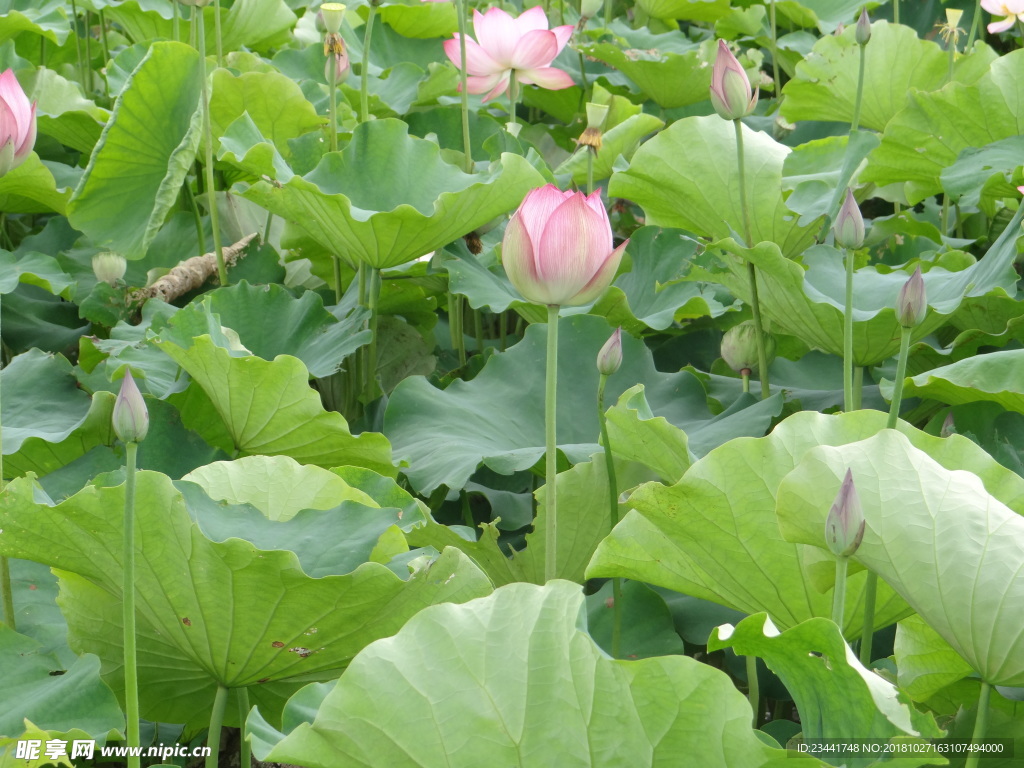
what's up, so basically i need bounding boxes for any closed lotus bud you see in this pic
[834,22,845,36]
[319,2,346,34]
[721,320,776,374]
[834,189,865,249]
[896,266,926,328]
[710,39,758,121]
[825,469,865,558]
[325,49,350,84]
[940,412,956,438]
[596,327,622,376]
[113,370,149,444]
[92,252,127,286]
[855,8,871,45]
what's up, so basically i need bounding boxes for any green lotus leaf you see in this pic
[21,68,109,154]
[586,580,686,659]
[604,384,692,485]
[67,41,203,259]
[0,0,69,46]
[710,615,945,766]
[379,0,458,38]
[781,21,994,132]
[939,136,1024,211]
[610,117,818,258]
[919,679,1023,768]
[894,615,975,702]
[894,349,1024,414]
[157,334,392,474]
[385,314,781,494]
[781,132,880,229]
[556,114,664,186]
[0,153,73,215]
[0,251,74,298]
[0,472,493,692]
[580,38,711,110]
[635,0,729,20]
[249,581,808,768]
[221,117,544,268]
[776,430,1024,685]
[863,49,1024,204]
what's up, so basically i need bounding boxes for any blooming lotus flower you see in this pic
[0,69,36,177]
[113,370,149,444]
[981,0,1024,33]
[502,185,627,306]
[710,39,758,121]
[443,6,574,103]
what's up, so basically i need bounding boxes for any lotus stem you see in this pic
[964,682,991,768]
[365,268,380,400]
[123,441,140,768]
[859,571,878,665]
[360,4,377,123]
[184,182,207,258]
[0,296,12,630]
[238,688,251,767]
[843,245,855,412]
[213,0,223,67]
[84,9,94,95]
[769,0,781,100]
[173,0,180,42]
[893,0,899,25]
[746,655,760,728]
[196,9,228,286]
[851,43,866,132]
[733,119,771,400]
[99,10,111,96]
[853,365,863,409]
[966,0,982,49]
[205,684,229,768]
[603,0,612,26]
[508,71,520,135]
[887,325,912,428]
[71,0,86,89]
[450,293,466,366]
[597,373,622,658]
[499,311,508,351]
[587,150,595,196]
[741,368,750,394]
[328,50,340,153]
[262,211,273,245]
[455,0,473,173]
[832,555,848,627]
[544,305,560,582]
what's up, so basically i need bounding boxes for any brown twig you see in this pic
[128,233,258,306]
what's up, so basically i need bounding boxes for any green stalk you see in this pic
[768,0,781,101]
[84,10,93,95]
[966,0,982,49]
[473,308,484,352]
[741,369,750,394]
[746,655,760,728]
[859,572,878,665]
[451,293,466,366]
[328,54,343,304]
[196,9,228,286]
[213,0,223,67]
[0,293,12,631]
[360,4,377,123]
[365,268,380,400]
[123,441,140,768]
[603,0,612,26]
[507,71,520,135]
[964,682,992,768]
[99,10,111,88]
[184,182,207,257]
[734,119,770,400]
[893,0,899,25]
[205,684,229,768]
[586,150,595,196]
[577,50,590,103]
[173,0,180,42]
[831,555,848,627]
[852,365,864,410]
[887,326,912,428]
[596,374,622,659]
[238,688,251,768]
[850,43,866,133]
[71,0,86,90]
[544,305,560,582]
[263,211,273,245]
[843,246,855,412]
[455,0,473,173]
[499,311,508,351]
[946,29,956,84]
[39,37,45,68]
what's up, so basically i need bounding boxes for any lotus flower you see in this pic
[896,266,926,328]
[596,327,622,376]
[833,189,865,250]
[443,6,574,102]
[502,185,627,306]
[0,69,36,177]
[710,40,758,121]
[981,0,1024,33]
[113,370,149,444]
[825,469,865,558]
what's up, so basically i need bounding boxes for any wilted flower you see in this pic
[825,469,865,558]
[325,48,350,83]
[940,412,956,438]
[113,370,149,444]
[855,8,871,44]
[92,252,127,285]
[981,0,1024,33]
[502,184,627,306]
[709,40,758,121]
[834,189,865,249]
[444,7,574,102]
[721,320,776,374]
[0,69,37,177]
[896,266,926,328]
[596,327,622,376]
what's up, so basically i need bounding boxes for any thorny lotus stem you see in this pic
[360,4,377,123]
[196,9,228,286]
[213,0,223,67]
[851,43,866,133]
[769,0,781,100]
[238,688,252,768]
[544,305,560,582]
[455,0,473,173]
[733,119,771,400]
[746,655,760,728]
[843,246,855,412]
[964,682,992,768]
[966,0,982,49]
[887,326,912,429]
[205,684,229,768]
[597,374,622,658]
[859,572,878,665]
[832,555,848,627]
[123,441,141,768]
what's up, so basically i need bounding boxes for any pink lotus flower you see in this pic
[981,0,1024,33]
[709,39,757,121]
[0,69,36,177]
[502,185,627,306]
[443,6,574,103]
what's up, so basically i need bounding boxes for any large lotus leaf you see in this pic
[556,114,664,186]
[610,116,818,258]
[635,0,729,20]
[781,21,993,132]
[0,251,74,298]
[588,410,1024,635]
[604,384,692,485]
[0,0,69,45]
[163,281,370,379]
[379,0,458,38]
[67,42,203,259]
[894,615,975,702]
[384,314,781,494]
[775,430,1024,686]
[863,49,1024,204]
[249,581,807,768]
[0,627,124,742]
[894,350,1024,414]
[0,471,493,689]
[920,679,1023,768]
[0,153,72,214]
[221,116,543,268]
[157,335,394,475]
[781,132,880,229]
[21,68,109,154]
[688,208,1021,364]
[940,136,1024,211]
[710,615,945,767]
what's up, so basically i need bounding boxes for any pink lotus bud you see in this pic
[855,8,872,45]
[834,22,845,36]
[325,50,350,84]
[833,189,865,249]
[502,185,627,307]
[940,412,956,438]
[896,266,926,328]
[710,40,758,121]
[319,2,346,34]
[0,69,37,177]
[596,327,622,376]
[825,469,865,558]
[113,370,149,444]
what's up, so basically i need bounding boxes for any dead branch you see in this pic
[128,233,259,306]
